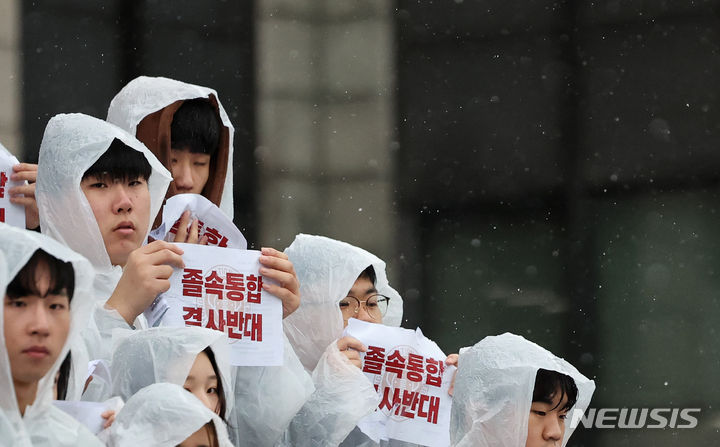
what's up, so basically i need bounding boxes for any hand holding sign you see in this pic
[9,163,39,229]
[0,146,26,228]
[155,244,284,366]
[344,319,455,447]
[106,241,185,325]
[171,210,209,245]
[149,193,247,249]
[259,247,301,319]
[337,336,368,369]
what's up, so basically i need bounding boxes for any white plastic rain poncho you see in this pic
[228,333,315,447]
[107,75,235,219]
[450,333,596,447]
[106,382,233,447]
[284,234,403,372]
[36,113,172,361]
[109,326,233,417]
[280,234,404,446]
[0,223,102,446]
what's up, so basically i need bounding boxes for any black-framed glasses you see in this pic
[338,294,391,321]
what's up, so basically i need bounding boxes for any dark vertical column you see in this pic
[560,3,598,446]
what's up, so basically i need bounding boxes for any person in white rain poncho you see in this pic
[0,223,102,446]
[36,113,182,362]
[106,382,233,447]
[280,234,405,446]
[107,75,234,219]
[108,77,313,447]
[108,326,233,420]
[450,333,595,447]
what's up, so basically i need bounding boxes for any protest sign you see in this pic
[152,244,283,366]
[0,146,25,228]
[344,318,455,447]
[148,193,247,249]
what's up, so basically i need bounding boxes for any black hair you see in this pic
[56,351,72,400]
[6,249,75,302]
[532,368,578,412]
[170,98,221,156]
[203,346,227,421]
[357,265,377,286]
[202,421,220,447]
[81,138,151,183]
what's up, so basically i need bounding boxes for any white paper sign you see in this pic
[156,244,283,366]
[0,146,26,228]
[344,319,455,447]
[53,397,123,435]
[149,193,247,249]
[86,359,112,386]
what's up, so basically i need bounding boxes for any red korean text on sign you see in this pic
[385,350,407,378]
[179,267,265,342]
[169,218,206,236]
[204,227,229,247]
[425,358,444,387]
[363,346,386,375]
[227,311,262,341]
[378,387,440,424]
[0,171,7,199]
[182,268,203,298]
[246,274,263,303]
[226,273,245,301]
[181,306,264,342]
[365,348,445,388]
[205,270,225,300]
[182,306,202,326]
[406,353,424,382]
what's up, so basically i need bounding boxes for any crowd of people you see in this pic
[1,76,595,446]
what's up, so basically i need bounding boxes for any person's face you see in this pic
[340,276,381,328]
[526,388,568,447]
[81,174,151,266]
[178,424,215,447]
[169,148,210,196]
[184,351,220,415]
[4,262,71,388]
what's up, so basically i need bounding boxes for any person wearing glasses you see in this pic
[338,265,391,328]
[279,234,404,446]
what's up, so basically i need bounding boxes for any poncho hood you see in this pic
[107,382,233,447]
[0,224,98,446]
[450,333,595,447]
[107,76,234,219]
[110,326,233,416]
[36,113,171,300]
[283,234,404,372]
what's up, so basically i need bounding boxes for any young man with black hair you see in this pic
[107,76,233,217]
[527,369,579,447]
[168,98,221,196]
[449,333,595,447]
[35,114,183,361]
[0,224,102,445]
[78,139,187,326]
[107,76,301,319]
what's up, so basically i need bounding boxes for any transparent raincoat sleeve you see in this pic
[228,333,315,447]
[280,340,380,447]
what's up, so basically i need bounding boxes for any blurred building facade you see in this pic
[7,1,720,445]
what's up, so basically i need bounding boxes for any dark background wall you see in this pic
[21,0,257,240]
[396,1,720,445]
